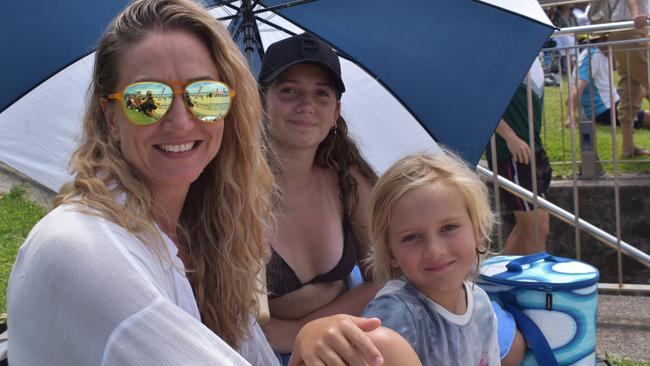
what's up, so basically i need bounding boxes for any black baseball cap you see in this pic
[258,33,346,98]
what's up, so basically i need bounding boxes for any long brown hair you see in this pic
[57,0,274,347]
[315,115,377,217]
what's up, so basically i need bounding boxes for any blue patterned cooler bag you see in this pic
[477,252,599,366]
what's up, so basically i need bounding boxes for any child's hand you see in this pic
[289,315,384,366]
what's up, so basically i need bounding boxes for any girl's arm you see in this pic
[289,316,422,366]
[262,282,380,352]
[263,168,381,352]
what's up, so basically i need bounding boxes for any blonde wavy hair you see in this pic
[56,0,274,347]
[368,150,494,284]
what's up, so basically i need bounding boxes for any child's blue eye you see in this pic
[440,224,459,233]
[402,233,421,242]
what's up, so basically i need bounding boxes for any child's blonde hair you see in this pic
[368,150,494,283]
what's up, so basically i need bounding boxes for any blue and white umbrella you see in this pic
[0,0,553,192]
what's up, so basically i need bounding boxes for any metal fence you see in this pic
[485,17,650,292]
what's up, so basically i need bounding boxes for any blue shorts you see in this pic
[491,300,517,359]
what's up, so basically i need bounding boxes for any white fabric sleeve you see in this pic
[237,320,280,366]
[6,206,260,365]
[102,297,251,365]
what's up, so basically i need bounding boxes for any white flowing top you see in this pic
[7,204,279,366]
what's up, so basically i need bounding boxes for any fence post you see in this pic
[579,120,602,178]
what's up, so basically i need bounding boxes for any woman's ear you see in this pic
[100,98,121,142]
[333,100,341,123]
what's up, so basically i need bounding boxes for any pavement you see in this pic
[597,294,650,362]
[1,163,649,362]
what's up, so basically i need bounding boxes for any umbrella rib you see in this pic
[210,0,240,7]
[213,0,243,20]
[212,0,240,11]
[253,0,318,15]
[229,17,245,39]
[255,16,298,36]
[252,24,266,58]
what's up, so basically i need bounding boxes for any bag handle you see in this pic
[506,252,568,272]
[501,301,559,366]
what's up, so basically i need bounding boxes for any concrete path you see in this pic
[0,162,54,209]
[597,294,650,362]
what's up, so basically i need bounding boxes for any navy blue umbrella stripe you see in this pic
[0,0,554,190]
[0,0,131,112]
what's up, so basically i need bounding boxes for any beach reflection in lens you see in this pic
[123,82,172,125]
[186,81,231,122]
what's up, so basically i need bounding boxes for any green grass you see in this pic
[605,352,650,366]
[0,187,46,315]
[541,79,650,177]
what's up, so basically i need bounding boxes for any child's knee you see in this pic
[367,327,422,366]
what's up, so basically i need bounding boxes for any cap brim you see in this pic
[259,59,346,95]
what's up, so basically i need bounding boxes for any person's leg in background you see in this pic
[499,150,552,255]
[505,209,550,255]
[610,30,650,156]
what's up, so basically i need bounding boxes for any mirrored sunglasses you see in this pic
[107,80,235,126]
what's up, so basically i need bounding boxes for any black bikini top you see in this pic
[266,214,358,300]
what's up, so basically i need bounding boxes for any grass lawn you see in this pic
[605,353,650,366]
[541,78,650,177]
[0,187,46,315]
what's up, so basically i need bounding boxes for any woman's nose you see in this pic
[162,93,194,132]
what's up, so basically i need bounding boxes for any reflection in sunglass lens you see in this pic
[118,81,233,125]
[123,82,173,125]
[185,81,232,122]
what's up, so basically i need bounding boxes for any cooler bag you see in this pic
[477,252,599,366]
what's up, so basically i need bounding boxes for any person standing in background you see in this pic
[486,58,552,255]
[608,0,650,156]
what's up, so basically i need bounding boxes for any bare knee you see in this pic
[367,327,422,366]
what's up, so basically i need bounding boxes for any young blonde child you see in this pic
[362,151,523,365]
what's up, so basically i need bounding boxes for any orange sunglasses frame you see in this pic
[106,79,236,125]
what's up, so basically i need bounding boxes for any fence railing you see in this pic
[486,18,650,292]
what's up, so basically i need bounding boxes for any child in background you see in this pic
[362,151,525,365]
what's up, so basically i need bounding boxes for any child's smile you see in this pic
[387,182,479,313]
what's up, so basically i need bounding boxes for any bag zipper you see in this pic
[478,274,599,291]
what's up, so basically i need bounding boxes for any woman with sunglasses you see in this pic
[258,34,382,361]
[6,1,420,365]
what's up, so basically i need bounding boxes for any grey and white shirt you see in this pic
[362,277,500,366]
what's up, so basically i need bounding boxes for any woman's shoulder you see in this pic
[24,204,130,250]
[17,203,164,277]
[24,204,108,247]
